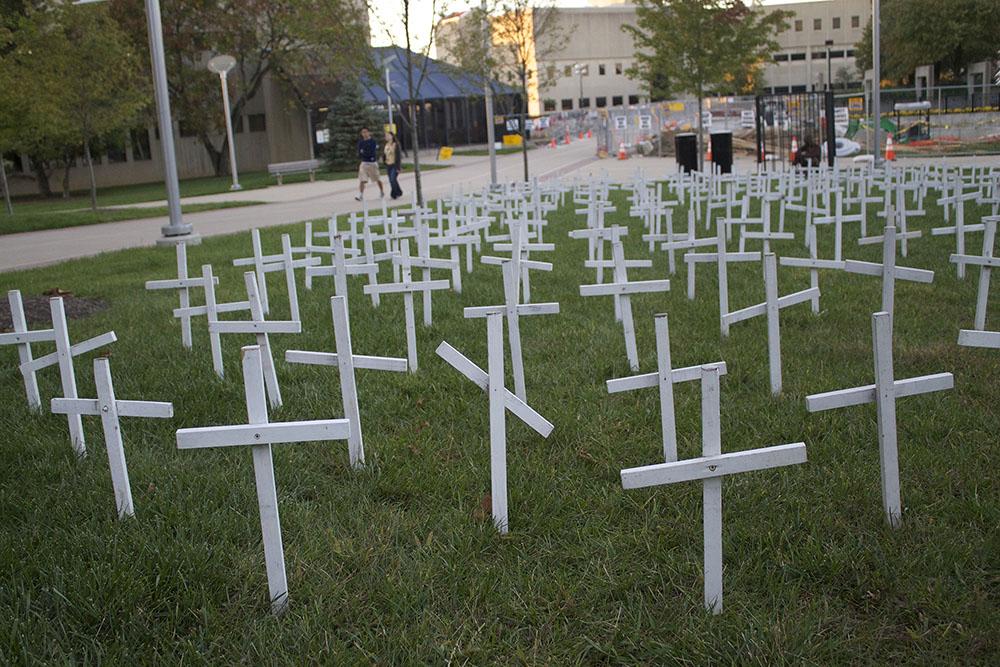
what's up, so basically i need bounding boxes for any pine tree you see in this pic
[322,80,381,170]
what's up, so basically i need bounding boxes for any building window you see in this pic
[846,49,856,57]
[598,64,606,76]
[790,52,806,61]
[612,95,623,106]
[774,53,789,62]
[794,19,802,31]
[543,99,556,112]
[561,98,573,110]
[832,17,841,29]
[107,136,128,164]
[813,18,821,30]
[248,113,267,133]
[579,97,590,109]
[774,85,790,94]
[830,50,845,58]
[233,115,244,133]
[130,127,152,161]
[791,84,807,93]
[564,65,572,77]
[851,15,860,28]
[812,52,826,60]
[615,62,623,75]
[595,96,607,108]
[628,95,639,105]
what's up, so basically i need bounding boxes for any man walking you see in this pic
[355,127,384,201]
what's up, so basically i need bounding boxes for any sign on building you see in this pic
[614,116,628,130]
[638,115,652,130]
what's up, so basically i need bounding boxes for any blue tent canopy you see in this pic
[362,46,516,104]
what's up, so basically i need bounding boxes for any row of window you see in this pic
[561,62,626,78]
[793,15,861,32]
[774,49,857,63]
[178,113,267,138]
[543,95,641,112]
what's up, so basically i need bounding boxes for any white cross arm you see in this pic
[858,231,922,246]
[177,419,351,450]
[932,224,986,236]
[284,350,408,372]
[393,256,459,271]
[429,236,479,248]
[209,320,302,335]
[606,361,728,393]
[305,263,378,279]
[435,342,554,438]
[780,257,846,271]
[363,279,450,295]
[0,329,55,345]
[52,397,174,419]
[233,254,283,267]
[958,329,1000,348]
[723,287,819,325]
[843,260,935,283]
[585,259,652,269]
[805,372,954,412]
[481,256,553,271]
[621,442,807,489]
[580,279,671,297]
[949,254,1000,269]
[304,245,361,256]
[21,331,117,374]
[661,238,716,251]
[463,303,560,318]
[568,228,628,240]
[492,242,555,252]
[937,192,979,205]
[261,257,322,272]
[742,231,796,241]
[173,300,251,319]
[685,252,760,264]
[145,276,218,290]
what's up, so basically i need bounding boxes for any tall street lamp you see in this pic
[75,0,192,238]
[825,39,834,91]
[383,53,397,129]
[208,55,241,191]
[573,63,586,108]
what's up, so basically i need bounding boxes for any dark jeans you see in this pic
[387,165,402,199]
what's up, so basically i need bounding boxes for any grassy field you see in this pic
[0,190,997,662]
[1,163,448,236]
[451,146,534,157]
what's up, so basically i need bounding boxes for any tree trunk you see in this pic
[29,157,54,198]
[0,150,12,215]
[61,158,72,199]
[520,71,529,181]
[697,91,705,172]
[199,133,227,177]
[405,44,423,205]
[84,138,98,211]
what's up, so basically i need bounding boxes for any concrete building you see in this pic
[436,0,872,117]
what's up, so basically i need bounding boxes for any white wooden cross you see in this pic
[304,229,380,308]
[724,253,819,395]
[843,225,934,325]
[363,240,450,372]
[464,260,560,401]
[436,314,554,534]
[580,240,671,371]
[232,228,275,314]
[5,296,118,456]
[953,218,1000,348]
[176,345,352,615]
[51,357,173,519]
[606,314,726,462]
[933,176,981,278]
[812,190,864,263]
[806,311,953,528]
[491,219,555,303]
[210,271,301,408]
[144,239,205,349]
[285,295,408,467]
[232,233,318,322]
[858,207,921,257]
[621,363,807,614]
[405,221,461,324]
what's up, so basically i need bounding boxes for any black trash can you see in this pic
[710,131,733,174]
[675,133,697,173]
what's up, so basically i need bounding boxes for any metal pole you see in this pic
[219,71,241,191]
[0,152,12,215]
[872,0,882,163]
[827,48,832,91]
[386,66,394,127]
[145,0,191,237]
[482,0,497,186]
[305,108,315,160]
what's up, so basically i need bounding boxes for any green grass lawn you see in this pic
[2,163,448,236]
[451,146,534,156]
[0,191,997,662]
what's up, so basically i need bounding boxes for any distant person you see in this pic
[794,136,821,168]
[355,127,384,201]
[383,131,403,200]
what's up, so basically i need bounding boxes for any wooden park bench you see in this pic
[267,159,321,185]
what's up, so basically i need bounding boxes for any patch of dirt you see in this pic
[0,289,109,332]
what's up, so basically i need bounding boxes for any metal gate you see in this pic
[755,92,835,167]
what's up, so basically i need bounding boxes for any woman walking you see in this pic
[383,131,403,200]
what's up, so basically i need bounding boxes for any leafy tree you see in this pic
[623,0,790,167]
[111,0,370,176]
[854,0,1000,83]
[321,80,381,170]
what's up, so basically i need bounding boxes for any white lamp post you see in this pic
[383,54,397,129]
[208,54,241,191]
[75,0,192,238]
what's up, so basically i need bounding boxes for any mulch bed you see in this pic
[0,289,109,332]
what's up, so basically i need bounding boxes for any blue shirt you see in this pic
[358,138,378,163]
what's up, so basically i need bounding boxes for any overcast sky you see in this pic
[367,0,829,53]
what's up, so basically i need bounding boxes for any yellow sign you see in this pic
[502,134,523,147]
[848,97,864,112]
[668,102,685,112]
[383,123,397,135]
[437,146,453,161]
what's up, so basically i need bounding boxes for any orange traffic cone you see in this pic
[617,142,627,160]
[587,129,592,139]
[789,136,799,162]
[549,137,557,148]
[578,131,584,140]
[564,132,571,145]
[706,141,713,163]
[885,134,896,161]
